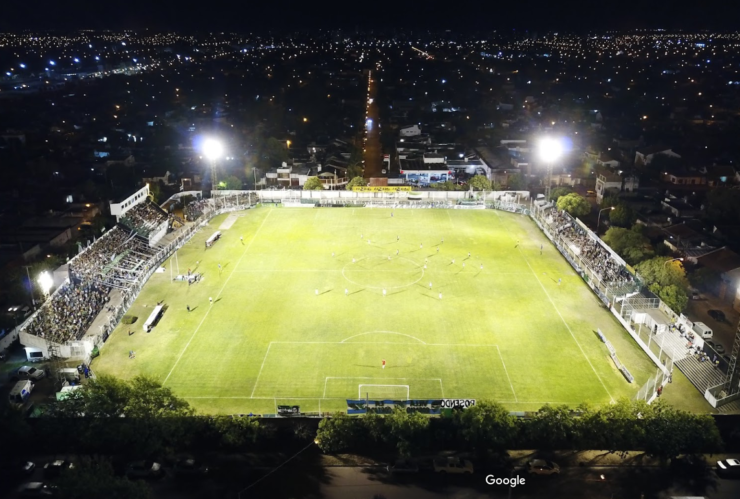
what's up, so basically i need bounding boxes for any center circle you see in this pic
[342,256,424,289]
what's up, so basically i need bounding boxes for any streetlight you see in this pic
[202,138,223,192]
[37,271,53,297]
[597,206,615,233]
[538,137,563,200]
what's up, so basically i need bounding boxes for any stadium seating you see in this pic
[23,282,109,344]
[120,201,169,237]
[544,208,634,288]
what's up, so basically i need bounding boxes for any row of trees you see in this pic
[2,376,263,458]
[316,399,723,461]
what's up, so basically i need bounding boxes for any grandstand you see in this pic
[119,201,170,238]
[69,226,160,289]
[536,206,638,301]
[18,191,257,360]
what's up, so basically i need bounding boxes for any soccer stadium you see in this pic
[85,199,658,415]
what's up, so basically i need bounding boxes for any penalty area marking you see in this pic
[340,331,427,344]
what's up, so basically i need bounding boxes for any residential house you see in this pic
[595,167,622,202]
[661,169,706,186]
[635,146,680,166]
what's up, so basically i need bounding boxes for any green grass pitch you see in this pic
[92,206,657,415]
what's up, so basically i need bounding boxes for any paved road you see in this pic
[363,70,383,179]
[6,454,740,499]
[686,293,739,356]
[243,464,740,499]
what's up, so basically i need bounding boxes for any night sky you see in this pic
[3,0,740,31]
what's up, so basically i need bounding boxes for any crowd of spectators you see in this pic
[120,201,168,237]
[184,199,212,221]
[70,226,159,287]
[23,282,109,343]
[546,208,635,288]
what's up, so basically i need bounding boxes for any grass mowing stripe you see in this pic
[516,246,615,403]
[162,208,273,386]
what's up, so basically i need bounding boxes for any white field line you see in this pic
[496,345,517,402]
[515,245,615,403]
[162,209,274,386]
[182,396,584,404]
[250,342,273,398]
[323,376,444,398]
[340,331,427,344]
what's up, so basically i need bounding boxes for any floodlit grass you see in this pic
[93,206,659,415]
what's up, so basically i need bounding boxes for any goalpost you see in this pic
[358,384,410,400]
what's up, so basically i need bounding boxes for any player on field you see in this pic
[382,359,386,369]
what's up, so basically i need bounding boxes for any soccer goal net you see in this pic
[358,384,410,400]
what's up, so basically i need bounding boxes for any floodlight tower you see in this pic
[203,138,224,193]
[37,271,53,298]
[538,137,563,201]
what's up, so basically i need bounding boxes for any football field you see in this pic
[93,206,657,414]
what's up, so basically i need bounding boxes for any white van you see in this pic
[9,380,33,406]
[692,322,713,339]
[58,368,81,383]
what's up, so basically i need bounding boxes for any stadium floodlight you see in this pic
[538,137,564,200]
[202,138,224,190]
[202,138,224,161]
[37,271,53,296]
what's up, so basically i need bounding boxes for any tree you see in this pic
[213,416,261,449]
[385,407,430,456]
[220,175,243,190]
[556,193,591,218]
[600,194,620,209]
[602,227,654,265]
[303,177,324,190]
[468,175,492,191]
[56,458,151,499]
[548,186,573,202]
[346,176,367,190]
[507,173,526,190]
[635,257,689,289]
[456,400,517,452]
[525,405,577,449]
[643,399,723,462]
[347,162,364,179]
[609,204,636,228]
[315,412,364,453]
[636,257,690,313]
[649,283,689,313]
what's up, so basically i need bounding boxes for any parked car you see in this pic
[433,457,474,474]
[126,461,164,479]
[43,460,73,479]
[18,482,56,497]
[387,459,419,474]
[526,459,561,475]
[173,458,209,479]
[708,310,726,322]
[716,458,740,478]
[16,366,45,382]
